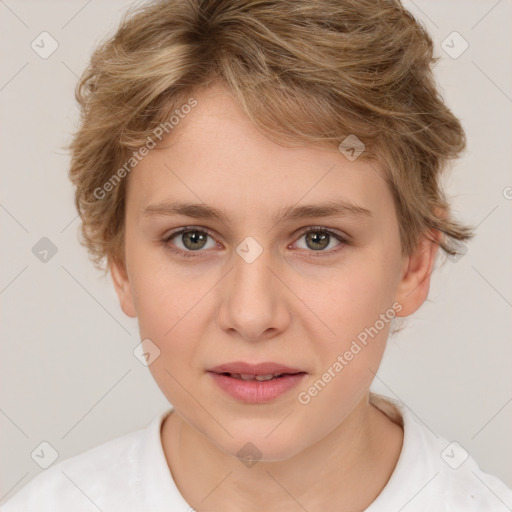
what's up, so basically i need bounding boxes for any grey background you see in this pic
[1,0,511,502]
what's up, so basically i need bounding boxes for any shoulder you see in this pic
[425,444,512,511]
[369,393,512,511]
[0,413,165,512]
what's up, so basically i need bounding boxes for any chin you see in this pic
[210,422,307,464]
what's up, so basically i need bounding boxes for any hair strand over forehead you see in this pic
[67,0,475,273]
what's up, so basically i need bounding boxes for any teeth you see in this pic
[229,373,283,381]
[254,374,275,381]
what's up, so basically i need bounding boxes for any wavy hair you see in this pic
[68,0,474,272]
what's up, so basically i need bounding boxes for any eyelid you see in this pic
[293,225,348,242]
[163,225,216,241]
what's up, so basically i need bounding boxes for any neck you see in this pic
[161,393,403,512]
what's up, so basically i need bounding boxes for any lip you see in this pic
[207,361,307,403]
[208,372,306,403]
[208,361,304,376]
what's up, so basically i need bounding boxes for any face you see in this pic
[112,83,438,461]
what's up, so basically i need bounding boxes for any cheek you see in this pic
[132,268,199,339]
[129,261,207,402]
[311,256,398,338]
[126,236,193,324]
[127,248,216,371]
[297,248,401,398]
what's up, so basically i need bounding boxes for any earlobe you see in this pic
[394,230,442,317]
[110,257,137,318]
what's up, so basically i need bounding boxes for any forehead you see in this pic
[126,85,392,220]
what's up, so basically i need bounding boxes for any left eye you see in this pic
[294,228,345,252]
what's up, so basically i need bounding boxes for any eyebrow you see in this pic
[143,200,372,225]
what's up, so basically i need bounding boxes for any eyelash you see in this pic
[162,226,348,259]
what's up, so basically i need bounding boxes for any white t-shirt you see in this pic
[2,394,511,511]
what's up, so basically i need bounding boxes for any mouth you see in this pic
[213,371,306,381]
[208,361,306,376]
[207,361,307,403]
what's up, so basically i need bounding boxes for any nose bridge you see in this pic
[218,235,289,340]
[231,235,277,310]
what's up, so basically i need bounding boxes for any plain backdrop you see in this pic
[1,0,511,502]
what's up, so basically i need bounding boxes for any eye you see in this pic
[163,227,218,257]
[292,227,347,255]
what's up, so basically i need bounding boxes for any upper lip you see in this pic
[208,361,305,376]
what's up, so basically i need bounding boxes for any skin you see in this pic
[111,83,441,512]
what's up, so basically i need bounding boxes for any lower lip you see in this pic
[208,372,306,403]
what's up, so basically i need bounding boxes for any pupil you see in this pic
[184,230,206,250]
[306,231,329,250]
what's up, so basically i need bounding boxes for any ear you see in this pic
[394,228,442,317]
[110,257,137,318]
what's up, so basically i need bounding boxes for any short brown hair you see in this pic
[68,0,474,273]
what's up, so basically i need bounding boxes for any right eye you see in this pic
[162,227,219,258]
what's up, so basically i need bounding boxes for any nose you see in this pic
[217,240,291,342]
